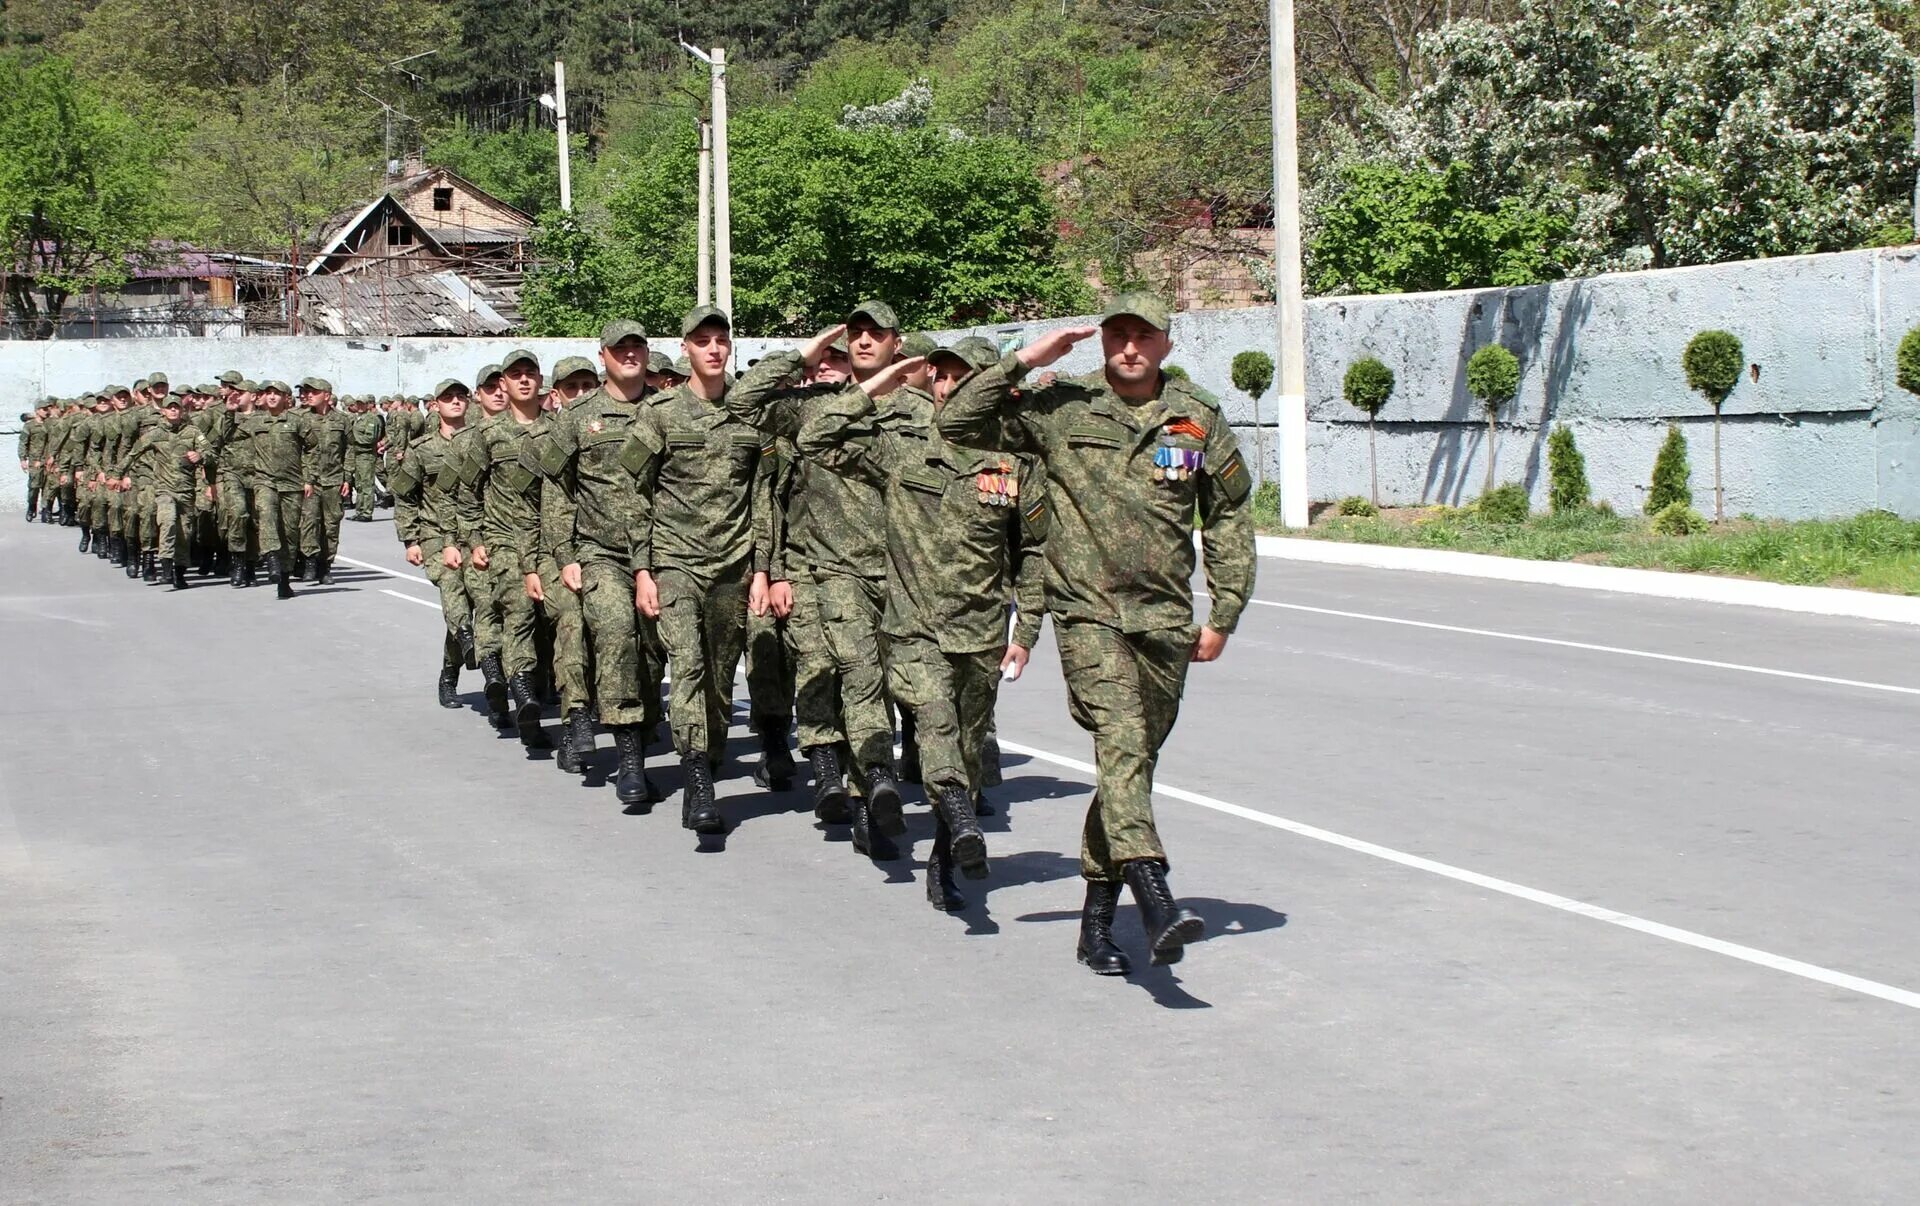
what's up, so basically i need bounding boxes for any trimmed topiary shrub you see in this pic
[1466,344,1521,493]
[1336,494,1380,517]
[1161,363,1190,382]
[1646,424,1692,515]
[1546,424,1590,514]
[1231,349,1274,490]
[1650,501,1710,536]
[1898,327,1920,397]
[1477,481,1531,524]
[1684,329,1743,522]
[1343,356,1395,508]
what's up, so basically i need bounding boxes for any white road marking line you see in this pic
[999,738,1920,1012]
[381,589,441,609]
[335,554,431,585]
[1237,597,1920,697]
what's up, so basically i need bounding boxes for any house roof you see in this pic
[294,269,520,336]
[304,197,450,276]
[310,166,533,261]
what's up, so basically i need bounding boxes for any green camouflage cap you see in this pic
[669,355,692,377]
[157,393,184,407]
[680,304,731,336]
[500,347,541,374]
[899,332,937,360]
[847,299,900,331]
[237,379,260,392]
[476,363,503,386]
[828,334,849,354]
[195,383,221,395]
[299,376,334,393]
[81,393,101,406]
[218,370,244,386]
[147,372,170,387]
[130,375,149,390]
[929,335,1000,373]
[433,378,471,398]
[647,350,674,373]
[1099,290,1172,331]
[600,318,649,348]
[262,380,293,395]
[553,355,598,382]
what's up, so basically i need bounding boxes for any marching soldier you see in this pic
[527,355,603,774]
[247,381,305,599]
[295,378,350,584]
[348,397,384,521]
[390,379,480,707]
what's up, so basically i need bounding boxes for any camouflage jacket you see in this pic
[522,386,647,571]
[389,426,466,549]
[728,348,899,580]
[296,408,351,486]
[244,411,307,490]
[21,418,45,462]
[454,410,545,562]
[617,381,771,578]
[796,387,1047,654]
[939,357,1256,636]
[117,418,210,495]
[349,410,384,452]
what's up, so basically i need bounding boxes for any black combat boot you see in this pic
[898,711,921,783]
[39,501,53,524]
[142,550,157,581]
[612,726,659,806]
[1122,860,1204,967]
[273,553,293,599]
[478,654,510,726]
[1076,880,1131,976]
[437,663,462,708]
[77,526,91,553]
[456,626,477,670]
[108,534,124,565]
[100,533,113,560]
[228,554,245,588]
[125,545,141,578]
[316,557,333,585]
[557,708,594,775]
[166,559,190,591]
[924,818,967,913]
[507,672,546,747]
[681,753,722,833]
[973,790,996,817]
[933,783,988,880]
[213,548,230,577]
[808,746,850,823]
[297,554,315,582]
[752,719,795,791]
[242,558,258,587]
[849,794,901,861]
[980,732,1002,788]
[864,762,907,838]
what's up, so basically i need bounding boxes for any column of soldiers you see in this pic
[15,290,1255,977]
[18,375,401,596]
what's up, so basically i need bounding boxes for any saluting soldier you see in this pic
[938,292,1257,976]
[117,390,211,589]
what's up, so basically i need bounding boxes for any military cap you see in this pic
[237,379,259,392]
[157,393,184,407]
[899,331,937,360]
[929,335,1000,373]
[680,304,731,336]
[218,370,243,385]
[476,363,503,386]
[1099,290,1172,331]
[501,347,541,373]
[847,299,900,331]
[433,378,471,398]
[148,372,170,386]
[600,318,648,348]
[261,380,292,395]
[299,376,334,393]
[828,334,850,354]
[669,355,692,378]
[80,393,100,405]
[196,383,220,396]
[647,350,674,373]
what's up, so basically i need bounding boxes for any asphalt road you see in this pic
[4,514,1918,1203]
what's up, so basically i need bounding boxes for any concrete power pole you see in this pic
[554,61,572,213]
[710,48,732,318]
[697,122,713,306]
[1268,0,1310,528]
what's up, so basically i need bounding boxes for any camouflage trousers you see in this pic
[219,473,255,554]
[579,557,663,730]
[480,547,540,678]
[154,492,194,562]
[419,536,474,662]
[886,636,1000,796]
[745,604,795,727]
[350,453,379,518]
[193,484,219,558]
[132,482,157,551]
[1055,619,1196,881]
[535,554,591,718]
[82,478,108,531]
[105,480,127,537]
[301,485,344,562]
[656,562,749,763]
[798,568,893,770]
[251,484,302,557]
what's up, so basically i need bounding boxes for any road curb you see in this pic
[1255,535,1920,626]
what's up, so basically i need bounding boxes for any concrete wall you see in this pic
[6,246,1920,519]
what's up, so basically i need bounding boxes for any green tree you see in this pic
[1683,329,1743,522]
[425,123,582,218]
[1341,356,1394,506]
[1546,424,1590,514]
[0,53,165,336]
[1647,424,1692,515]
[1897,326,1920,397]
[1231,349,1274,487]
[1310,161,1569,294]
[1465,344,1520,494]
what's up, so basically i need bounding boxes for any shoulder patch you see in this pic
[1212,449,1252,503]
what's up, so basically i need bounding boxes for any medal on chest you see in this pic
[587,419,605,435]
[1153,418,1207,484]
[975,461,1018,508]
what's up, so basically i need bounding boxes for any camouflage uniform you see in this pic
[349,406,384,519]
[940,354,1256,882]
[746,444,798,735]
[390,421,475,669]
[296,402,351,572]
[246,407,306,562]
[20,412,46,517]
[117,409,210,568]
[456,409,546,681]
[525,385,663,732]
[619,379,770,766]
[214,403,259,564]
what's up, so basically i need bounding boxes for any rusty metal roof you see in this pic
[293,269,521,336]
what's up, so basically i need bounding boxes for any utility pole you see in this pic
[1268,0,1310,528]
[697,122,713,306]
[554,61,572,213]
[681,41,732,316]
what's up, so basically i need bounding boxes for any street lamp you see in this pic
[680,42,731,317]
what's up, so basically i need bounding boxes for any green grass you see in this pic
[1266,503,1920,595]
